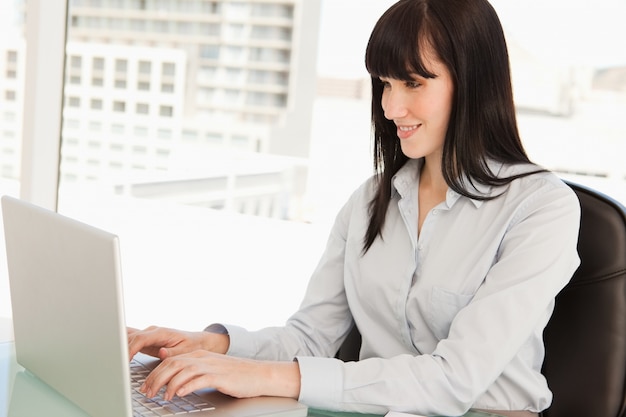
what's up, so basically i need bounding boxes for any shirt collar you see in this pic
[391,158,504,208]
[391,159,420,200]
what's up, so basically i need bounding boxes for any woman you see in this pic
[128,1,580,416]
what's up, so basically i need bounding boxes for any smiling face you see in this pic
[379,49,454,161]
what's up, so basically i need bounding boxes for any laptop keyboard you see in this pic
[130,358,216,416]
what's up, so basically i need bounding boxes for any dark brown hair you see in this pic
[363,0,541,252]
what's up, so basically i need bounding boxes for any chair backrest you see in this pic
[542,181,626,417]
[336,181,626,416]
[335,325,361,362]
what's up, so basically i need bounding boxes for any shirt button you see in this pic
[432,209,438,215]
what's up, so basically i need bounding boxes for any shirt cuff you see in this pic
[215,324,259,358]
[296,356,343,410]
[203,323,228,334]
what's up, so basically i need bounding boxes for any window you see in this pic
[6,50,18,63]
[200,45,220,60]
[176,21,192,35]
[225,24,245,39]
[70,55,82,69]
[88,121,102,132]
[111,124,125,134]
[199,23,220,37]
[90,98,103,110]
[159,105,173,117]
[131,19,146,31]
[156,148,170,157]
[92,57,105,71]
[112,101,126,112]
[134,126,148,137]
[197,66,217,83]
[162,62,175,76]
[138,60,151,74]
[64,119,80,130]
[136,103,149,114]
[157,128,172,139]
[153,20,169,33]
[132,145,148,154]
[67,96,81,107]
[225,67,242,82]
[5,90,16,101]
[115,59,127,73]
[182,129,198,140]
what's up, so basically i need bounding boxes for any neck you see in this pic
[420,158,448,195]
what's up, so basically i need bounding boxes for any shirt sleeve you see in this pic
[221,181,371,361]
[296,178,581,416]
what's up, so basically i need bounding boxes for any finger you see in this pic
[128,334,150,360]
[141,357,181,398]
[163,365,201,401]
[161,355,218,401]
[172,373,214,399]
[159,344,193,359]
[158,347,170,361]
[128,328,165,359]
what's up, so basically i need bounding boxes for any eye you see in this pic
[378,78,391,89]
[405,80,421,89]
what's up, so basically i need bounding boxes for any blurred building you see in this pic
[0,36,25,180]
[67,0,320,157]
[0,1,322,219]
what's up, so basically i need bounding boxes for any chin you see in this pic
[399,145,426,160]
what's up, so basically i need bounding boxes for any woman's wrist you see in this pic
[202,324,230,354]
[263,360,301,399]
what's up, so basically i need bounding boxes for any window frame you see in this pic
[20,0,67,210]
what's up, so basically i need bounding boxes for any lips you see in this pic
[396,124,420,139]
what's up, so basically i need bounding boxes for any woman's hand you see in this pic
[139,351,301,401]
[128,326,230,361]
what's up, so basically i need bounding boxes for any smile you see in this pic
[396,124,420,139]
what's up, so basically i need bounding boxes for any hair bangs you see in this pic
[365,1,436,81]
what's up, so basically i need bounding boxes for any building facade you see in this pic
[0,0,321,219]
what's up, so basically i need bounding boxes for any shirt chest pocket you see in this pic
[427,286,475,340]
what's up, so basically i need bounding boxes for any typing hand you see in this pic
[139,350,301,401]
[127,326,229,361]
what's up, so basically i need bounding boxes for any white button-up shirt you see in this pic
[223,159,581,416]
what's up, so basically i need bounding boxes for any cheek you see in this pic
[429,94,453,128]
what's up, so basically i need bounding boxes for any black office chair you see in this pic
[541,181,626,417]
[336,181,626,417]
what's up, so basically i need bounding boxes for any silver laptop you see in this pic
[1,195,308,417]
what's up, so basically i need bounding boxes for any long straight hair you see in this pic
[362,0,541,252]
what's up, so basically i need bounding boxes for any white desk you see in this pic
[0,342,90,416]
[0,318,13,344]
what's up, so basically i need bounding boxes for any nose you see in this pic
[382,88,408,120]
